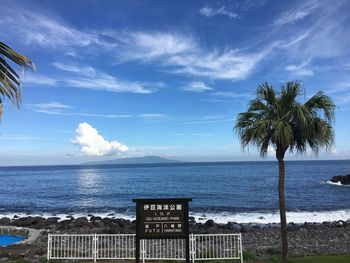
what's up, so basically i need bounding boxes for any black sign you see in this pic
[136,200,189,238]
[133,198,192,263]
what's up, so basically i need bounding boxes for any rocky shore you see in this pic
[0,216,349,262]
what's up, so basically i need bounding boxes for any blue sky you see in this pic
[1,0,350,165]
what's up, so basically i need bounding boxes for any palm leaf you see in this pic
[0,42,35,117]
[235,81,335,156]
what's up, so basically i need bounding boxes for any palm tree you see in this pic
[234,81,335,263]
[0,41,34,117]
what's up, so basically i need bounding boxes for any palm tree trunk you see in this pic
[278,157,288,263]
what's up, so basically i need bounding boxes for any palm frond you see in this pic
[0,42,35,117]
[235,81,335,158]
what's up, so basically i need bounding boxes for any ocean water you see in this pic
[0,160,349,224]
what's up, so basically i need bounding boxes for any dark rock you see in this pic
[189,216,195,222]
[117,219,131,228]
[241,225,254,233]
[287,223,299,231]
[12,216,45,227]
[57,219,71,229]
[31,217,46,226]
[93,221,104,228]
[0,217,11,225]
[329,174,350,185]
[227,222,241,232]
[101,217,113,226]
[204,219,215,227]
[73,217,89,227]
[46,217,60,224]
[90,216,102,222]
[336,220,346,227]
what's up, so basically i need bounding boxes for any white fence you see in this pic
[47,233,243,262]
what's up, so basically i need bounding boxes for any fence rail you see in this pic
[48,233,243,262]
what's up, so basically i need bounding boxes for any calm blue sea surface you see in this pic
[0,160,349,223]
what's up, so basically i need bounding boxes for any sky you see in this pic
[0,0,350,166]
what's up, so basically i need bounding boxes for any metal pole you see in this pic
[94,233,97,263]
[185,235,190,263]
[191,234,195,263]
[136,237,140,263]
[142,239,145,263]
[240,234,244,263]
[47,234,51,261]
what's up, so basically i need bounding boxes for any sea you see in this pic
[0,160,349,224]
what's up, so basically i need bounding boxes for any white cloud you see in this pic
[276,1,349,63]
[64,73,153,94]
[0,9,105,49]
[182,82,213,92]
[112,31,273,81]
[274,1,318,25]
[285,64,313,76]
[265,0,350,84]
[53,62,96,75]
[199,6,238,18]
[53,63,156,94]
[114,31,196,62]
[0,134,39,140]
[182,116,235,125]
[138,113,167,120]
[29,104,167,120]
[1,8,270,81]
[72,122,128,156]
[211,91,252,98]
[34,110,134,118]
[23,74,58,86]
[26,102,72,110]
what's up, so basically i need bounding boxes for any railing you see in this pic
[48,233,243,262]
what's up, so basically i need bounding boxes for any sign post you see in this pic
[133,198,192,263]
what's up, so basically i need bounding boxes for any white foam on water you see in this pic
[1,209,349,224]
[325,180,350,186]
[191,209,350,224]
[0,212,135,222]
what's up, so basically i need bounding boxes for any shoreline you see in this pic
[0,215,349,262]
[1,208,350,225]
[1,214,349,233]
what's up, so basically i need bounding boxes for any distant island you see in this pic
[84,156,182,165]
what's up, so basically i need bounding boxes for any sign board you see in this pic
[133,198,192,263]
[136,200,190,238]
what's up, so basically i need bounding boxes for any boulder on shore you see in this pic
[329,174,350,185]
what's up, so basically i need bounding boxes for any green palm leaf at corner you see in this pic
[0,41,35,117]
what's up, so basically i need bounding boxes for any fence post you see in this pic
[47,234,51,261]
[141,239,145,263]
[239,234,243,263]
[190,233,195,263]
[94,234,97,263]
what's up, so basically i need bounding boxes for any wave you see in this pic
[324,180,350,186]
[191,209,350,224]
[1,209,349,224]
